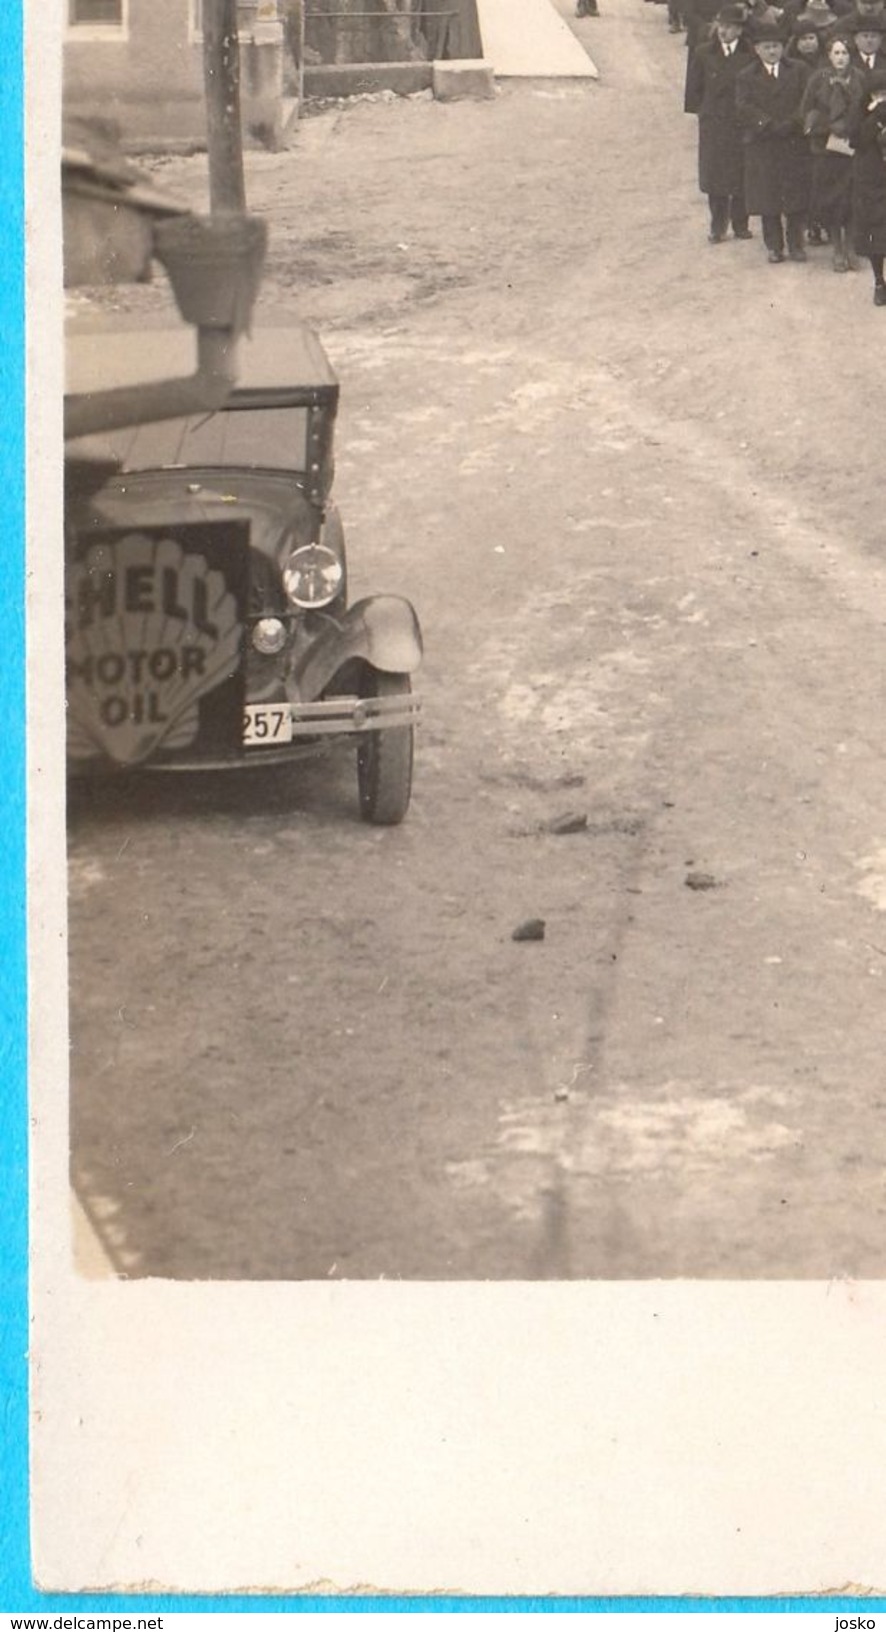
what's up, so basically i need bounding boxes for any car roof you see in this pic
[65,311,339,401]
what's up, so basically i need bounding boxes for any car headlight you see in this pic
[252,617,288,655]
[282,543,343,610]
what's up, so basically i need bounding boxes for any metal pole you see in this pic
[202,0,247,213]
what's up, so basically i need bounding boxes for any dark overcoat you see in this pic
[853,47,886,92]
[852,101,886,251]
[736,55,813,212]
[686,36,758,193]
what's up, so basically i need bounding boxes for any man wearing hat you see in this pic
[847,13,886,79]
[686,3,757,240]
[788,0,843,33]
[736,16,813,258]
[684,0,726,54]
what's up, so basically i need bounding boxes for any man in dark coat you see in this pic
[736,17,813,257]
[686,3,757,239]
[847,14,886,78]
[851,73,886,298]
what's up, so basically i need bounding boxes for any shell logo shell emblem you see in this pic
[66,534,243,766]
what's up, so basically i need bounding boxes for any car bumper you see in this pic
[70,692,422,774]
[288,691,420,735]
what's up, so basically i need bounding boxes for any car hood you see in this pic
[68,467,319,562]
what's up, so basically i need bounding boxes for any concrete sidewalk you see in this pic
[476,0,598,77]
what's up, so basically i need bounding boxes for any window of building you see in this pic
[69,0,123,23]
[67,0,127,32]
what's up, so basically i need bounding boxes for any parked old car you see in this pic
[64,316,422,824]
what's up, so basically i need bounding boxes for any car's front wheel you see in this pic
[356,669,414,826]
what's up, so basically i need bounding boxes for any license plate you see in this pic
[243,703,293,746]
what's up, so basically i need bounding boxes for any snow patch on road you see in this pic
[855,848,886,911]
[570,1087,798,1178]
[447,1081,800,1221]
[68,857,106,900]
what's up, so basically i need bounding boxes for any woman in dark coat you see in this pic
[685,3,757,238]
[801,31,866,262]
[786,15,827,71]
[851,74,886,299]
[789,12,831,231]
[736,18,813,257]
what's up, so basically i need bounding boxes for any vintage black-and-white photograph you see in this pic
[29,0,886,1599]
[64,0,886,1285]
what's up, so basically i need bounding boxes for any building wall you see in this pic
[65,0,203,142]
[64,1,286,149]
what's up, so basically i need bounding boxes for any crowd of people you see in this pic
[665,0,886,300]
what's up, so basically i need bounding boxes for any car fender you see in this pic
[293,595,423,701]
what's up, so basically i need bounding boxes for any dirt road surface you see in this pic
[69,0,886,1279]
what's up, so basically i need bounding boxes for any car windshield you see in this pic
[71,405,310,474]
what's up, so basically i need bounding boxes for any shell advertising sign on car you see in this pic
[65,521,250,768]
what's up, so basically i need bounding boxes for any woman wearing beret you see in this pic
[851,74,886,299]
[788,15,827,69]
[685,3,757,239]
[801,31,865,264]
[736,18,813,258]
[789,12,830,232]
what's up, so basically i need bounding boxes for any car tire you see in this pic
[356,669,414,826]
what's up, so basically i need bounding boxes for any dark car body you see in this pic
[64,318,422,823]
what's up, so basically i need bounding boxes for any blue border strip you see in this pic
[2,1597,886,1616]
[0,0,30,1610]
